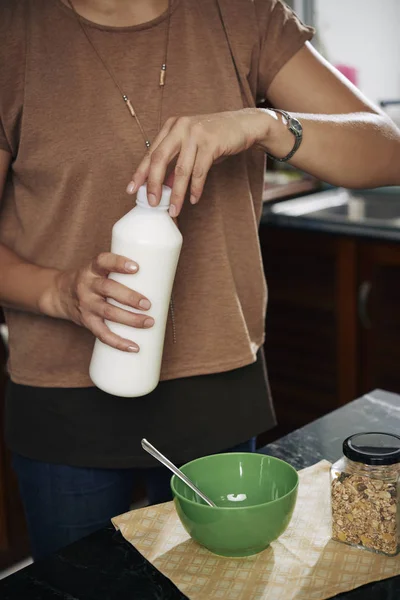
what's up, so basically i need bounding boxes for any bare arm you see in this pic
[258,42,400,188]
[129,45,400,216]
[0,150,62,315]
[0,149,153,352]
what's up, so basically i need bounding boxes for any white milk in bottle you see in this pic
[89,185,183,397]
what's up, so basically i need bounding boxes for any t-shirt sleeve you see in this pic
[0,0,26,157]
[255,0,314,101]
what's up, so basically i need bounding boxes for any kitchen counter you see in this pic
[262,186,400,242]
[1,389,400,600]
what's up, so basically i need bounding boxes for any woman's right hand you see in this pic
[51,252,154,352]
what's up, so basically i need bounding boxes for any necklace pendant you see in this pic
[123,95,136,117]
[145,140,151,149]
[159,64,167,87]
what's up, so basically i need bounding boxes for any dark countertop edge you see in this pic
[259,388,400,468]
[260,211,400,243]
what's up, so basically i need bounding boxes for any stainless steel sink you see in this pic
[269,187,400,228]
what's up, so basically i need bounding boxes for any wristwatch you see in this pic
[266,109,303,162]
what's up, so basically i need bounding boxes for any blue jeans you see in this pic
[13,438,256,561]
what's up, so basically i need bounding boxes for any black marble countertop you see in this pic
[1,389,400,600]
[261,186,400,243]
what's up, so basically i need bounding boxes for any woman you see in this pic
[0,0,399,560]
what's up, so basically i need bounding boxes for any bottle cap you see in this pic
[136,184,171,209]
[343,432,400,466]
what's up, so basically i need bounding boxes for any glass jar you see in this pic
[331,432,400,556]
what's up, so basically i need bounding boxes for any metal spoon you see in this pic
[141,438,217,507]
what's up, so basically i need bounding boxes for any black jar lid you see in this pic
[343,432,400,466]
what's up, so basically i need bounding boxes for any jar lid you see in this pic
[343,432,400,466]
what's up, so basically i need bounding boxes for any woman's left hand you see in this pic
[126,109,272,217]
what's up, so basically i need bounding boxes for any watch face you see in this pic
[289,117,303,135]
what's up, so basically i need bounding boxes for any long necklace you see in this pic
[66,0,172,148]
[67,0,177,344]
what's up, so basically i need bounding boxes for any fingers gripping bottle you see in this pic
[89,185,183,397]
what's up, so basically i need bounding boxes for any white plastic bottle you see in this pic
[89,185,183,397]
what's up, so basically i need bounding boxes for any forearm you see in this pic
[0,242,67,318]
[256,109,400,188]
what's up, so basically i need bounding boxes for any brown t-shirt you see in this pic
[0,0,313,388]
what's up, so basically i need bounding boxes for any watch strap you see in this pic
[266,109,303,162]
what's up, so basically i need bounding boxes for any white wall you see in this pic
[315,0,400,106]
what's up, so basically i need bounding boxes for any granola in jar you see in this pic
[331,432,400,556]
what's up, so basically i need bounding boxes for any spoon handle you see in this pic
[141,439,216,507]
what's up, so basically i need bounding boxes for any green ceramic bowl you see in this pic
[171,452,298,557]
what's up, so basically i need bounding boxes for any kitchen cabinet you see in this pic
[357,241,400,393]
[259,225,400,440]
